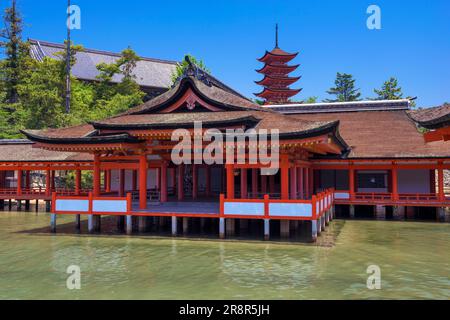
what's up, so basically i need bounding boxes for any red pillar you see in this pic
[51,170,55,191]
[241,168,248,199]
[349,167,355,200]
[93,155,101,197]
[226,164,235,199]
[309,168,314,196]
[17,168,22,196]
[392,166,399,201]
[105,170,112,193]
[251,169,258,196]
[304,168,309,198]
[139,154,148,209]
[75,169,81,195]
[161,163,168,203]
[205,166,211,197]
[290,166,297,199]
[192,164,198,200]
[178,165,184,201]
[45,169,51,196]
[280,155,289,200]
[119,169,125,197]
[298,167,304,199]
[438,165,445,201]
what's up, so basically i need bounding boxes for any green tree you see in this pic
[303,96,318,103]
[93,47,145,117]
[373,77,403,100]
[171,54,210,84]
[325,72,361,102]
[0,0,27,103]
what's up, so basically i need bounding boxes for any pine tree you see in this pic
[325,72,361,102]
[373,77,403,100]
[0,0,26,103]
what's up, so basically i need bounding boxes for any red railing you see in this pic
[334,191,448,204]
[52,192,132,216]
[220,188,335,220]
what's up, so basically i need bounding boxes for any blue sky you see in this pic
[2,0,450,107]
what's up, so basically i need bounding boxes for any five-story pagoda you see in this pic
[255,24,302,104]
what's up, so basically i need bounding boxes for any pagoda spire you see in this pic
[275,23,279,48]
[255,25,302,104]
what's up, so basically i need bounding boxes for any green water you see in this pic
[0,212,449,300]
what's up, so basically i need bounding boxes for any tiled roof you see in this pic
[29,39,177,89]
[407,104,450,129]
[266,99,411,114]
[290,109,450,158]
[92,110,336,136]
[0,140,92,162]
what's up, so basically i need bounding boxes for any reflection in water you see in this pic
[0,212,449,299]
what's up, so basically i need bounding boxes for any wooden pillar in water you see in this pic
[264,219,270,241]
[126,215,133,235]
[75,214,81,231]
[219,218,225,239]
[50,214,57,233]
[171,216,178,236]
[311,220,318,242]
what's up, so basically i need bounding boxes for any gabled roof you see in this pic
[125,74,262,114]
[407,103,450,129]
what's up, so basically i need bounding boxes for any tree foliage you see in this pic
[373,77,403,100]
[171,54,210,84]
[325,72,361,102]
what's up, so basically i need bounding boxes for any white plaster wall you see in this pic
[398,169,430,194]
[110,169,159,191]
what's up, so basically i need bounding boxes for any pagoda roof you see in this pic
[407,103,450,129]
[257,48,298,63]
[256,63,299,75]
[255,75,301,86]
[254,87,302,99]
